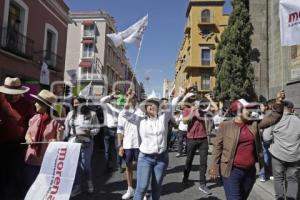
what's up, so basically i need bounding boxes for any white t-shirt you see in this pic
[178,114,188,131]
[117,108,144,149]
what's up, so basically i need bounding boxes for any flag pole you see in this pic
[280,46,284,90]
[130,36,144,89]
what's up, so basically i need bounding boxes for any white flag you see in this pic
[25,142,81,200]
[79,81,93,98]
[280,0,300,46]
[40,62,50,85]
[107,14,148,47]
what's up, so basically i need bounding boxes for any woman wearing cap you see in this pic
[123,89,184,200]
[209,91,285,200]
[64,96,100,196]
[24,90,64,191]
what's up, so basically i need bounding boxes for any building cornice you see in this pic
[186,0,225,17]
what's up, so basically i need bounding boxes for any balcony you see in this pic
[198,18,219,31]
[0,27,34,59]
[35,50,63,71]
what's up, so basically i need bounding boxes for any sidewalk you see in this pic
[250,179,275,200]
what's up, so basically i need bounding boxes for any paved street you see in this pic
[72,138,272,200]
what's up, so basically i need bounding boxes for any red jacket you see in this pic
[0,97,35,143]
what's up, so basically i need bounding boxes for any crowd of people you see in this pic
[0,76,299,200]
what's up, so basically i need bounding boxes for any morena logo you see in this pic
[289,11,300,23]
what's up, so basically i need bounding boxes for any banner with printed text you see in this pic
[280,0,300,46]
[25,142,81,200]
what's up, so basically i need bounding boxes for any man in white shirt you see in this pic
[100,92,123,172]
[117,92,145,200]
[176,110,188,157]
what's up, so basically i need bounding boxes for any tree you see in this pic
[214,0,256,102]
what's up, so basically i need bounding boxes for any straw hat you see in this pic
[0,77,30,95]
[139,91,161,113]
[30,90,57,109]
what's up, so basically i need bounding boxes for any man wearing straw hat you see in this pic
[0,77,35,199]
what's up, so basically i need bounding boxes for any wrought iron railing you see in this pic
[35,50,63,70]
[0,27,34,59]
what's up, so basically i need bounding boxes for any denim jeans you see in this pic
[272,156,300,200]
[133,151,169,200]
[104,127,122,168]
[73,140,94,188]
[222,166,256,200]
[177,130,187,154]
[259,141,272,179]
[183,138,208,185]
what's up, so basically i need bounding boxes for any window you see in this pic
[43,24,58,68]
[83,24,95,37]
[80,67,92,80]
[8,3,21,33]
[201,73,210,90]
[201,48,211,65]
[201,9,210,23]
[82,43,94,58]
[2,1,30,56]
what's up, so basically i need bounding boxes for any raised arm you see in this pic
[258,90,285,129]
[100,94,113,103]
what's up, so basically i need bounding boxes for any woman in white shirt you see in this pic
[124,90,183,200]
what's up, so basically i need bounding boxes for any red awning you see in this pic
[81,39,94,44]
[82,20,94,25]
[79,61,92,68]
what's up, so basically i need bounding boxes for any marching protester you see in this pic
[181,90,218,195]
[209,91,285,200]
[24,90,64,192]
[176,108,188,157]
[64,96,100,196]
[263,100,300,200]
[122,89,184,200]
[169,109,180,151]
[0,77,35,199]
[258,101,274,182]
[101,92,124,172]
[212,108,226,133]
[117,91,145,200]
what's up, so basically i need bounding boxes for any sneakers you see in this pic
[70,185,81,197]
[87,180,94,193]
[269,176,274,180]
[176,153,182,157]
[122,187,134,200]
[143,195,147,200]
[259,177,266,182]
[198,185,212,195]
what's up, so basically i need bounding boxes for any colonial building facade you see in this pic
[250,0,300,110]
[64,11,141,98]
[0,0,70,95]
[175,0,229,95]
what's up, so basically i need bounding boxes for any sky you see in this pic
[65,0,232,97]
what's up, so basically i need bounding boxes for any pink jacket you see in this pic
[25,114,60,166]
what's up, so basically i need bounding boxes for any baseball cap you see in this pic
[230,99,260,113]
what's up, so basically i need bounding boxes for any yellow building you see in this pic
[175,0,229,95]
